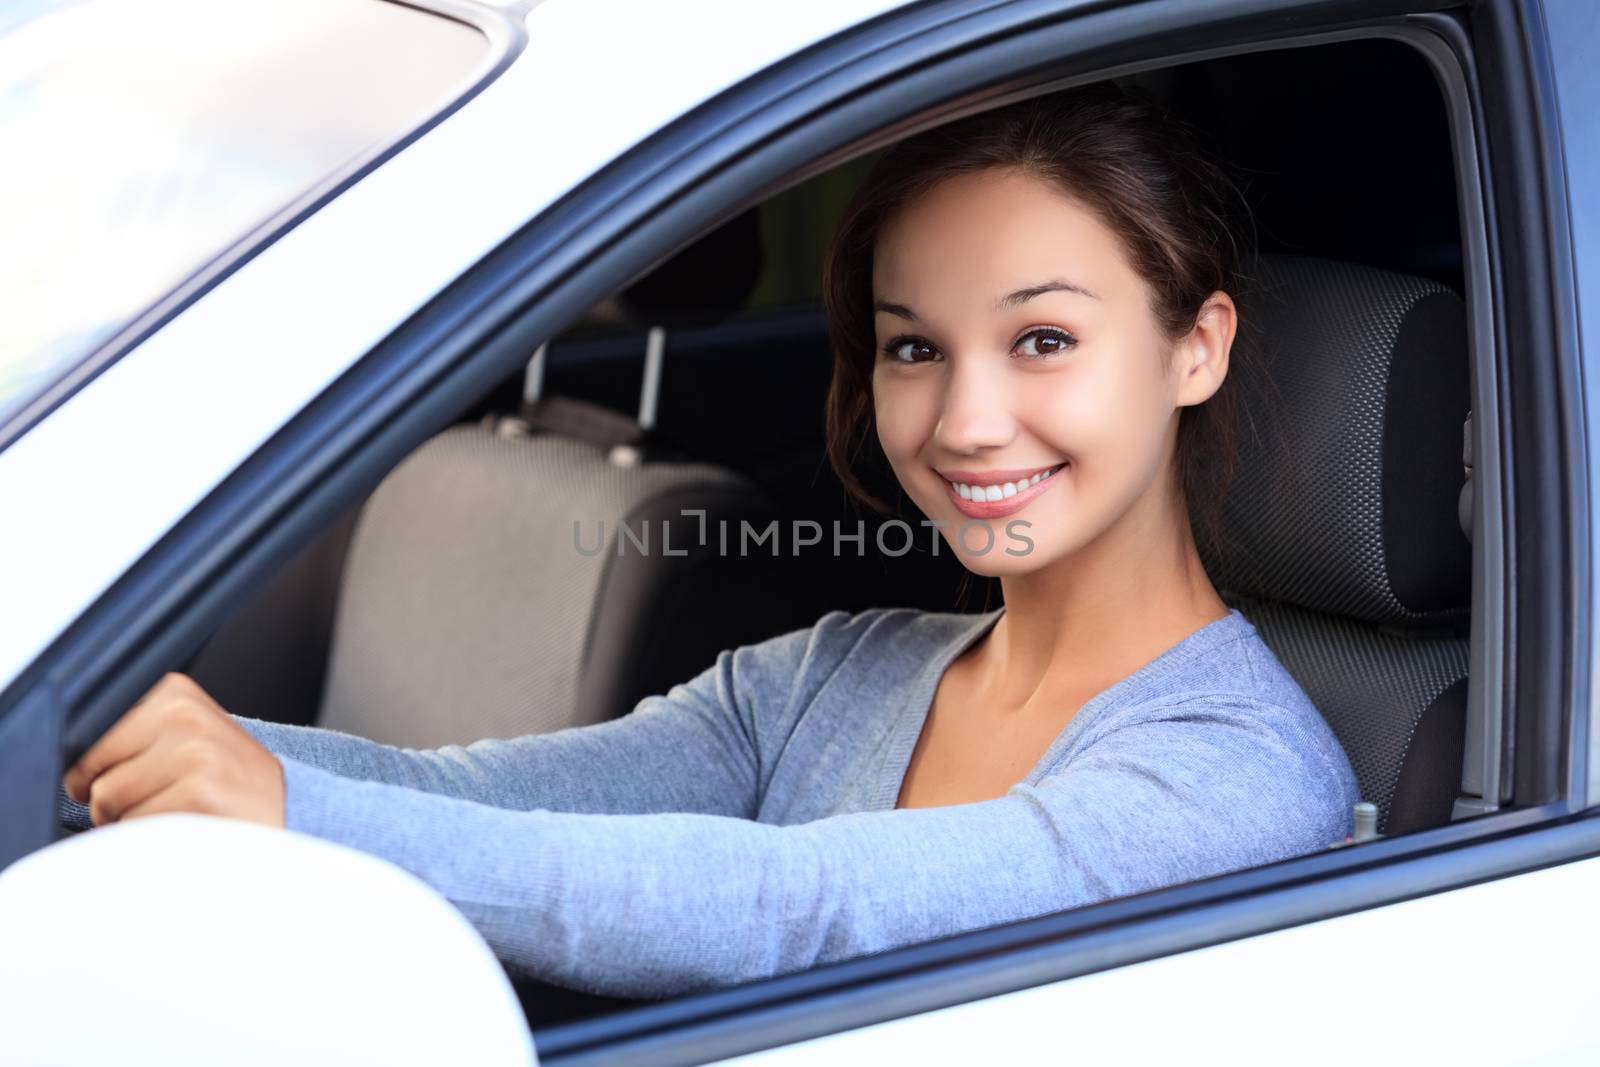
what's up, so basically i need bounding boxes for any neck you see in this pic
[976,485,1230,714]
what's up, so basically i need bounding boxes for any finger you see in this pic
[63,676,177,802]
[120,778,211,823]
[63,676,200,802]
[84,734,188,826]
[65,709,165,804]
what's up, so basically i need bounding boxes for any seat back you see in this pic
[1203,254,1473,834]
[316,422,820,747]
[314,206,828,747]
[189,204,828,746]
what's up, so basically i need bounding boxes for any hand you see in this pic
[63,672,285,828]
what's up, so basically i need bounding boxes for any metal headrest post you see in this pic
[488,340,550,439]
[523,340,549,407]
[637,326,666,431]
[610,326,667,467]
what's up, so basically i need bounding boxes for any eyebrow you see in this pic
[872,279,1100,322]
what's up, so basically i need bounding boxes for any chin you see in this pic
[953,551,1041,579]
[939,522,1054,577]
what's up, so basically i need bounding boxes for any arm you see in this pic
[274,704,1353,999]
[58,612,838,831]
[227,634,788,816]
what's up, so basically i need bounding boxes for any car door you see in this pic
[1,0,1595,1064]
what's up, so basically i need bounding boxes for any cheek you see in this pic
[871,374,936,461]
[1026,360,1171,462]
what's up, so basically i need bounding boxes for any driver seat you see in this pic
[1203,253,1474,836]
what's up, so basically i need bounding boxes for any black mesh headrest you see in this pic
[1197,254,1471,626]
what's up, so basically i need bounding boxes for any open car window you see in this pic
[167,25,1488,1036]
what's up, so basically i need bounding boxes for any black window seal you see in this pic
[0,0,526,458]
[0,0,1579,1059]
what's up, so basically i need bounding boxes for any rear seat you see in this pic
[187,210,828,745]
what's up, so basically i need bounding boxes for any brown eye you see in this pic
[883,336,939,363]
[1015,328,1078,359]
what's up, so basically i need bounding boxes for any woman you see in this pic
[60,83,1360,999]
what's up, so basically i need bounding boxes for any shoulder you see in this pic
[1054,695,1357,874]
[1099,612,1340,756]
[724,606,985,705]
[1066,618,1359,843]
[732,604,986,669]
[702,606,974,761]
[720,604,994,713]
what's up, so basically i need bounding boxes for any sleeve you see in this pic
[55,613,836,833]
[270,700,1352,999]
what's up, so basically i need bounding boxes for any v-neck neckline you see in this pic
[869,605,1252,812]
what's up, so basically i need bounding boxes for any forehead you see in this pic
[871,167,1139,304]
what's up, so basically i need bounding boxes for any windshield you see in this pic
[0,0,489,431]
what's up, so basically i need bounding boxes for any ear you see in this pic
[1174,291,1236,407]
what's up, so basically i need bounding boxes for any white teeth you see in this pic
[947,465,1062,502]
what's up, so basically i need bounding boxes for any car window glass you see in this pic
[0,0,487,430]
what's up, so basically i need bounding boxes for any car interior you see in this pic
[177,37,1476,1028]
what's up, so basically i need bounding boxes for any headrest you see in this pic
[1198,254,1471,626]
[613,206,764,329]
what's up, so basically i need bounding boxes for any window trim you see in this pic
[0,0,1581,1059]
[1468,0,1586,815]
[1536,0,1600,812]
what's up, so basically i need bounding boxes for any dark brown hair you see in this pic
[821,81,1258,561]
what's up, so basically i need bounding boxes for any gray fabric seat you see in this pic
[312,420,821,748]
[187,205,831,748]
[312,204,824,746]
[1203,254,1473,835]
[188,399,826,749]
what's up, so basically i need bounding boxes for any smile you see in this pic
[936,463,1066,519]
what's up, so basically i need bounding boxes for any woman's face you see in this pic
[870,166,1229,576]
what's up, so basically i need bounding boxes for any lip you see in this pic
[936,462,1066,519]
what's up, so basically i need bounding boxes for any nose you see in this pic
[932,356,1017,454]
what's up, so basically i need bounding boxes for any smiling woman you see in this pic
[56,80,1359,1001]
[824,84,1257,566]
[820,83,1320,811]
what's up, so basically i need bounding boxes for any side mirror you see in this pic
[0,814,535,1066]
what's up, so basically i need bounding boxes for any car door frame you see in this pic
[0,0,1590,1062]
[1537,0,1600,813]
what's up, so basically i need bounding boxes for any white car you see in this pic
[1,0,1597,1063]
